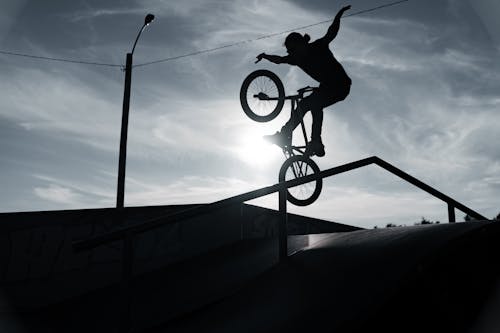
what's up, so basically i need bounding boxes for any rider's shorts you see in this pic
[300,80,351,111]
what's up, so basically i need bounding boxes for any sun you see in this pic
[236,127,282,168]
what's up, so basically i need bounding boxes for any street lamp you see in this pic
[116,13,155,208]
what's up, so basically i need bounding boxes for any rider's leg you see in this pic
[306,107,325,157]
[264,95,313,147]
[310,107,324,143]
[280,94,315,137]
[305,84,351,156]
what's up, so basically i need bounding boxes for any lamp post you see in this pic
[116,14,155,208]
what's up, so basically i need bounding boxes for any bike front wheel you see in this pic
[240,70,285,122]
[279,155,322,206]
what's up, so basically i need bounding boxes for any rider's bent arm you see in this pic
[257,53,295,65]
[321,5,350,44]
[263,54,286,64]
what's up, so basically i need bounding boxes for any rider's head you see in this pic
[285,32,310,54]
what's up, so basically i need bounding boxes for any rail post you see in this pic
[448,203,456,223]
[121,229,134,331]
[279,188,288,261]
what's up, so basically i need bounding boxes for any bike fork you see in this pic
[292,99,309,149]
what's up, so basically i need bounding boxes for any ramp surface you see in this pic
[151,221,500,333]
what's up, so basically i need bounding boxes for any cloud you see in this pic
[467,0,500,46]
[124,174,269,206]
[32,174,115,208]
[1,0,500,226]
[0,67,122,152]
[0,0,29,44]
[300,185,449,228]
[34,184,80,205]
[68,8,145,22]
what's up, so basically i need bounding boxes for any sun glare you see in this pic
[237,128,282,168]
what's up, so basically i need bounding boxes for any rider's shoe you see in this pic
[263,131,292,148]
[305,140,325,157]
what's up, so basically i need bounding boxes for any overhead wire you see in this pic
[0,0,410,70]
[134,0,410,68]
[0,50,122,68]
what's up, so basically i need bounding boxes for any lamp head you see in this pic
[144,14,155,26]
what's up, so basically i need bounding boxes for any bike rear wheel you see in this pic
[240,70,285,122]
[279,155,322,206]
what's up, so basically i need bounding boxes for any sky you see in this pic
[0,0,499,228]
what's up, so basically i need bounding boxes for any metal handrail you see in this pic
[73,156,487,252]
[73,155,488,331]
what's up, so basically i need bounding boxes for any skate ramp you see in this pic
[152,221,500,333]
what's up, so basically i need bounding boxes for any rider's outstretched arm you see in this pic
[255,53,293,64]
[321,5,351,44]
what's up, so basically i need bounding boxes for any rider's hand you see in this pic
[255,53,265,64]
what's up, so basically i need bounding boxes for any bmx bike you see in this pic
[240,69,323,206]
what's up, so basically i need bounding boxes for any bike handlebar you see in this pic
[254,86,317,101]
[297,86,315,93]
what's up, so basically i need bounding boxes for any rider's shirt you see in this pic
[285,39,351,88]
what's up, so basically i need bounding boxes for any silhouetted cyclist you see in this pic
[256,5,352,157]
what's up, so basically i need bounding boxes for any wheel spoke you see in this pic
[240,70,284,122]
[280,155,322,206]
[246,76,279,117]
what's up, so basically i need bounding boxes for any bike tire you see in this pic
[279,155,322,206]
[240,70,285,123]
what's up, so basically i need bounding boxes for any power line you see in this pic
[345,0,410,17]
[0,50,122,68]
[0,0,410,69]
[134,0,410,68]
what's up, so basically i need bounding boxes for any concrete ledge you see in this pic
[0,204,357,309]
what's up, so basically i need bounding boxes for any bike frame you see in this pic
[281,87,316,159]
[254,86,316,158]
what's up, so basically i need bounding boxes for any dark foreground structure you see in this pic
[1,205,499,333]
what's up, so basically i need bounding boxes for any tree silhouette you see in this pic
[374,212,500,229]
[415,217,440,225]
[464,214,474,222]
